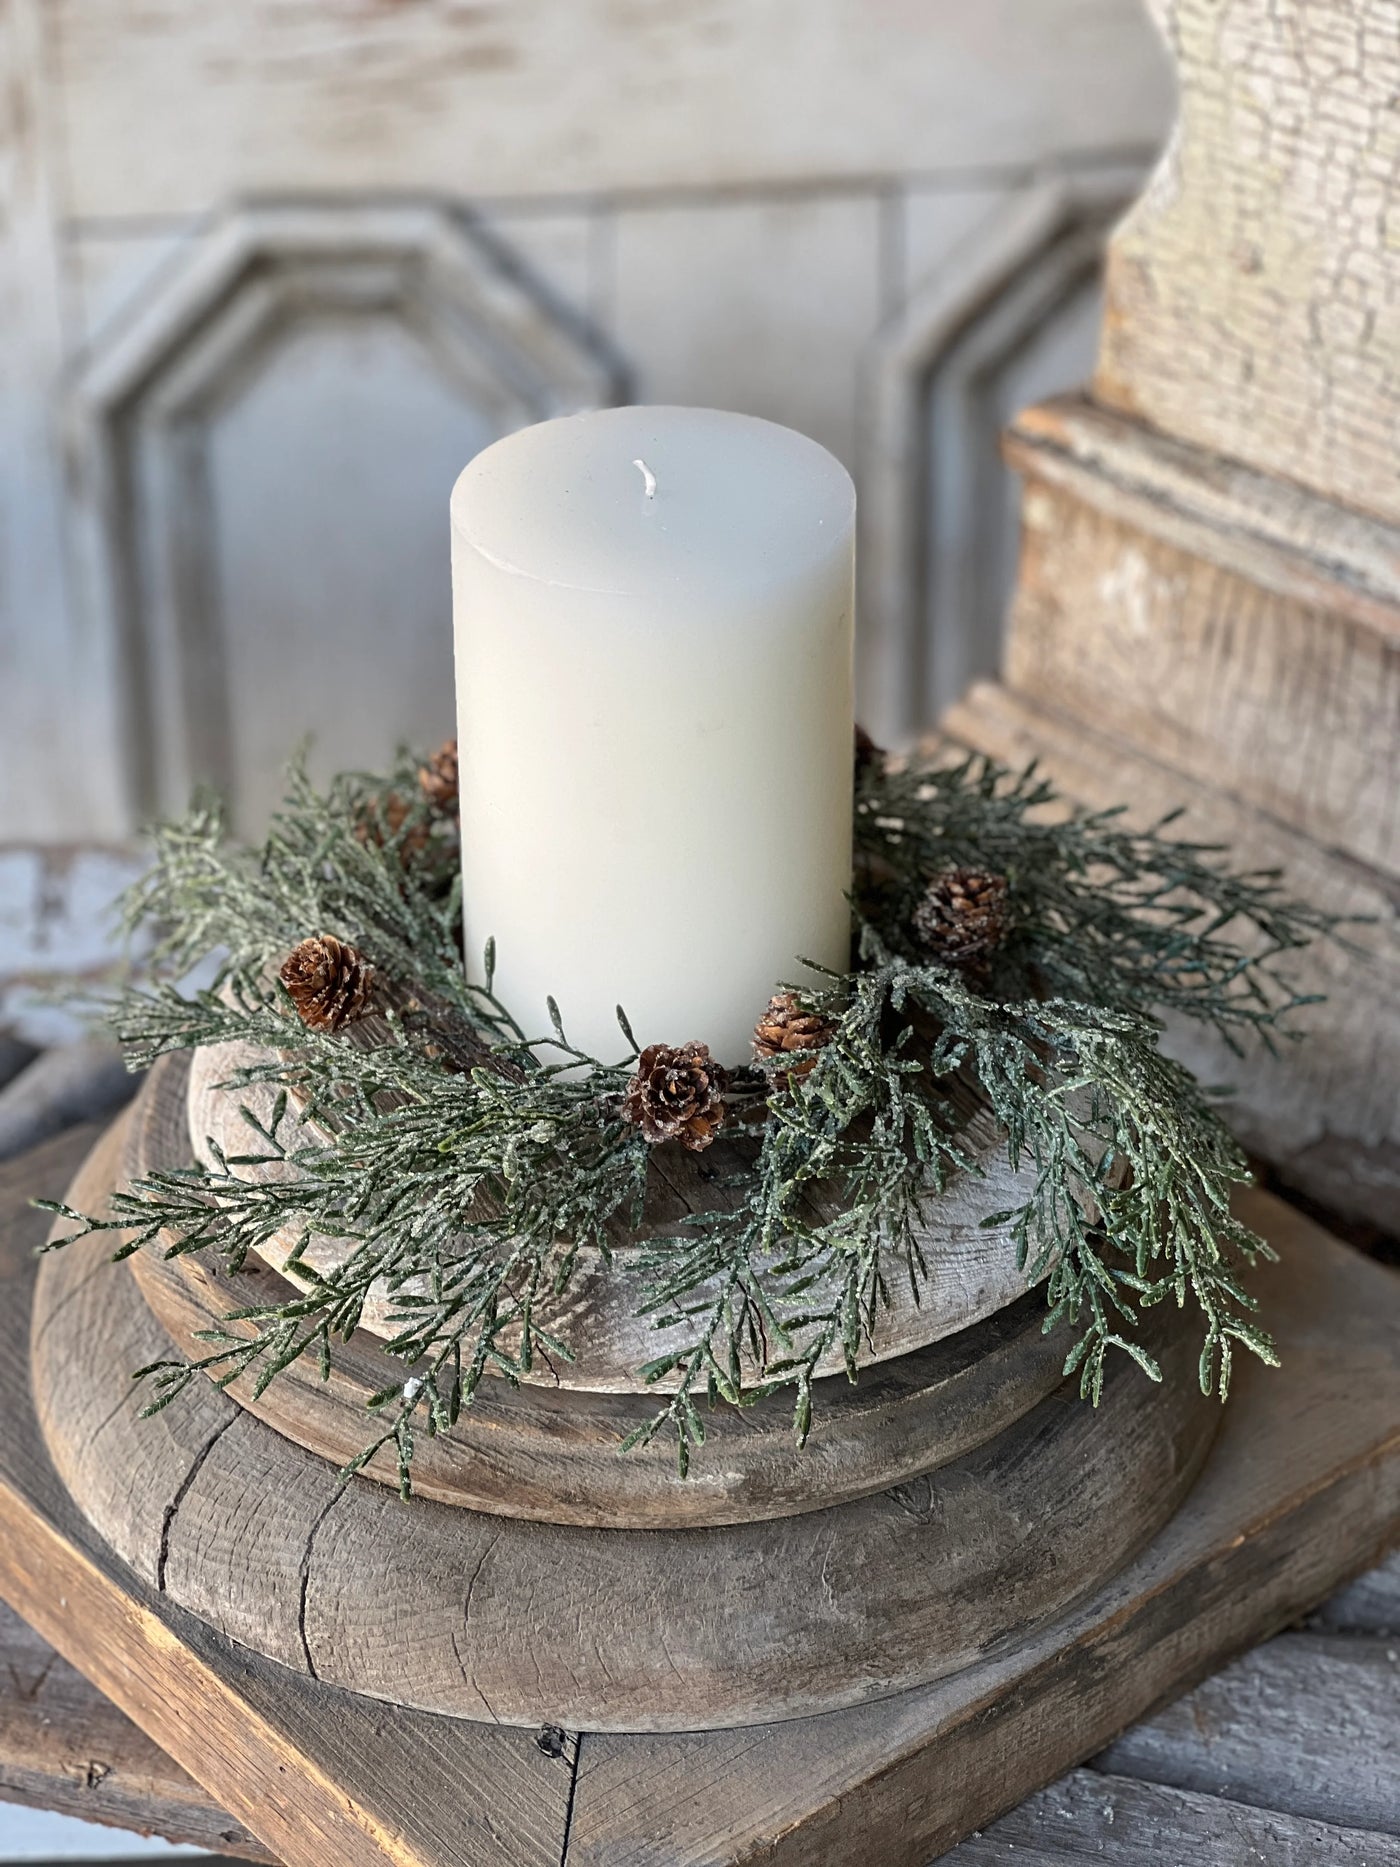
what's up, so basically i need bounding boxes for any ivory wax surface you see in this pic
[450,406,855,1066]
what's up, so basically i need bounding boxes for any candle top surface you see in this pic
[451,406,854,605]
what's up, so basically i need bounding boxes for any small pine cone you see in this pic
[418,739,458,814]
[354,790,429,860]
[854,723,884,781]
[752,992,836,1084]
[912,868,1010,963]
[280,935,376,1032]
[622,1042,727,1152]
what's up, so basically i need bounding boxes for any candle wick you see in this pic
[632,458,657,501]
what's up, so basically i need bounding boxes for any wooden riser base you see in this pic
[2,1128,1398,1867]
[28,1115,1221,1734]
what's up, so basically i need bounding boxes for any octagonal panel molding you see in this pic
[66,199,627,831]
[859,175,1137,746]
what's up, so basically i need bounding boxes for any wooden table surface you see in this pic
[2,1509,1395,1865]
[0,1043,1396,1865]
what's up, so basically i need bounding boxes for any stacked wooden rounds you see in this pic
[32,1073,1223,1732]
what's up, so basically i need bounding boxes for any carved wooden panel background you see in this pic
[1,0,1170,862]
[66,203,620,830]
[859,179,1138,743]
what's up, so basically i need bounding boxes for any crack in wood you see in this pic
[155,1414,237,1593]
[5,1646,57,1702]
[557,1729,582,1867]
[295,1484,349,1680]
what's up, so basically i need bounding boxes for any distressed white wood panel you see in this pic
[65,202,622,832]
[76,210,601,351]
[0,846,145,1046]
[613,194,881,471]
[860,181,1133,745]
[71,226,196,347]
[920,240,1105,726]
[900,186,1012,305]
[1098,0,1400,527]
[53,1,1172,216]
[475,209,600,325]
[207,316,489,828]
[0,1,126,843]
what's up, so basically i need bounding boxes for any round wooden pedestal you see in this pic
[128,1054,1070,1528]
[30,1081,1223,1735]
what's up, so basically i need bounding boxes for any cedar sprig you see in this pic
[40,748,1336,1483]
[856,752,1338,1051]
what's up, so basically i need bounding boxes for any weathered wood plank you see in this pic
[1313,1549,1400,1635]
[944,1767,1400,1864]
[0,1041,137,1163]
[1095,1632,1400,1833]
[999,433,1400,881]
[0,1598,271,1861]
[1005,395,1400,641]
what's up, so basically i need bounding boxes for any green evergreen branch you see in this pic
[40,747,1337,1484]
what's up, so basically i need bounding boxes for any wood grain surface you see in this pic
[946,1547,1400,1861]
[0,1585,272,1860]
[1002,402,1400,877]
[1094,1630,1400,1830]
[185,1035,1042,1391]
[33,1111,1220,1733]
[948,1767,1400,1865]
[2,1123,1398,1865]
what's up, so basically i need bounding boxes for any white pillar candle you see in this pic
[450,406,854,1068]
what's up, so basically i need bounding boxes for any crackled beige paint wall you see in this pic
[1098,0,1400,526]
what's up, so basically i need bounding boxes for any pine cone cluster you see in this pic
[280,934,376,1032]
[622,1042,727,1152]
[355,790,429,861]
[418,739,458,814]
[912,868,1010,963]
[752,992,836,1084]
[854,723,884,781]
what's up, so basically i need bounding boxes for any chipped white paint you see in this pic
[52,1,1171,214]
